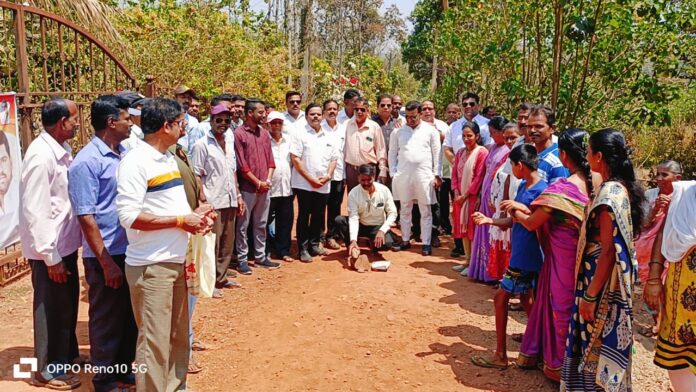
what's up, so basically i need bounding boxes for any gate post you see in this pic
[145,75,157,98]
[13,4,32,154]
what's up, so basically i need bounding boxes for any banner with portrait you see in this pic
[0,92,21,248]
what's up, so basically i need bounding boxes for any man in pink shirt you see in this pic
[19,99,83,390]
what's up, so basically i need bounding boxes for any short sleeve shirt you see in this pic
[290,125,340,194]
[68,137,128,258]
[509,179,548,272]
[538,143,569,184]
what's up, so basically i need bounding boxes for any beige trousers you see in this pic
[126,262,189,392]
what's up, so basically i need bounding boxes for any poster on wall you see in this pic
[0,92,21,249]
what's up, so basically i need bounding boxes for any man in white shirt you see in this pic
[320,99,346,250]
[19,99,83,389]
[266,111,294,262]
[190,104,245,295]
[117,91,145,151]
[172,84,200,152]
[417,100,447,246]
[388,101,441,256]
[337,89,360,125]
[116,97,215,392]
[443,92,491,162]
[335,164,398,256]
[282,91,307,137]
[290,104,339,262]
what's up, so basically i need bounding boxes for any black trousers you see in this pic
[412,203,441,240]
[30,251,80,381]
[83,255,138,391]
[334,216,396,250]
[295,188,329,252]
[266,195,294,257]
[325,180,346,239]
[438,178,453,233]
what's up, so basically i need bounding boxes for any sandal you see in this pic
[281,255,294,262]
[471,355,509,370]
[188,356,203,374]
[511,333,523,342]
[32,374,82,390]
[192,340,208,351]
[212,288,223,299]
[508,302,523,311]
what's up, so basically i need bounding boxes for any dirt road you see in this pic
[0,236,670,391]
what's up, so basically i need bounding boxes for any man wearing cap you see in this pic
[234,98,279,274]
[190,104,245,296]
[173,84,200,152]
[282,91,306,137]
[343,97,388,192]
[117,91,145,151]
[265,111,294,262]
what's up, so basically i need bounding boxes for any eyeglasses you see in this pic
[422,107,434,111]
[405,115,419,120]
[354,108,368,113]
[169,119,185,128]
[379,103,392,108]
[463,101,477,107]
[288,100,301,105]
[214,117,232,124]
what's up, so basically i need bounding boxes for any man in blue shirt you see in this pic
[68,95,137,392]
[527,105,569,183]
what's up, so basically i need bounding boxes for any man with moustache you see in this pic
[20,99,83,389]
[172,84,200,152]
[391,95,406,124]
[320,99,346,250]
[443,92,491,166]
[282,91,307,137]
[343,97,387,192]
[337,89,360,125]
[371,94,399,155]
[68,95,137,392]
[335,164,398,256]
[526,105,568,183]
[191,104,246,293]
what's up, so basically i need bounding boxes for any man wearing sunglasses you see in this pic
[282,91,307,137]
[443,92,491,169]
[190,104,246,293]
[344,97,388,192]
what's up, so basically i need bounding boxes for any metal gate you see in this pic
[0,1,137,284]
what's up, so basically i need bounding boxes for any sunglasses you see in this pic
[288,100,301,105]
[354,108,368,113]
[462,101,477,107]
[405,115,418,120]
[380,103,392,108]
[214,117,232,124]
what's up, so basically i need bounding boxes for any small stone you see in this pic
[293,322,301,327]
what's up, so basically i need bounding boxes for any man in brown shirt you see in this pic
[343,97,387,192]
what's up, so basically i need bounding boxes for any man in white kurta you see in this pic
[388,101,441,256]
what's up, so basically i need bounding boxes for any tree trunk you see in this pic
[300,0,314,99]
[550,0,564,112]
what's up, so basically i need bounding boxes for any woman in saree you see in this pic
[451,121,488,269]
[466,116,512,281]
[561,128,645,392]
[487,124,521,280]
[503,128,593,381]
[644,180,696,392]
[635,160,682,337]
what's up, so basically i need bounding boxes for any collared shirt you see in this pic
[68,137,128,258]
[344,117,387,175]
[427,118,450,178]
[194,120,235,170]
[538,143,569,184]
[176,113,201,153]
[444,114,492,152]
[282,111,307,138]
[371,114,399,155]
[116,142,192,266]
[321,119,346,181]
[270,136,293,197]
[290,124,340,194]
[190,129,239,209]
[122,123,144,152]
[234,123,276,193]
[19,132,81,265]
[337,108,352,125]
[347,182,397,241]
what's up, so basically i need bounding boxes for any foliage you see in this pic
[113,0,295,108]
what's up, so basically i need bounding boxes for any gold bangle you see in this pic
[176,215,184,228]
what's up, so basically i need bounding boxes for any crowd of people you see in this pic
[14,84,695,392]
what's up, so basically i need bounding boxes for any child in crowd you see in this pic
[469,144,548,369]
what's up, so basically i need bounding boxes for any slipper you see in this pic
[31,374,81,390]
[212,288,223,299]
[508,303,523,311]
[511,333,523,342]
[471,355,509,370]
[637,325,658,338]
[281,255,294,262]
[188,357,203,374]
[192,340,207,351]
